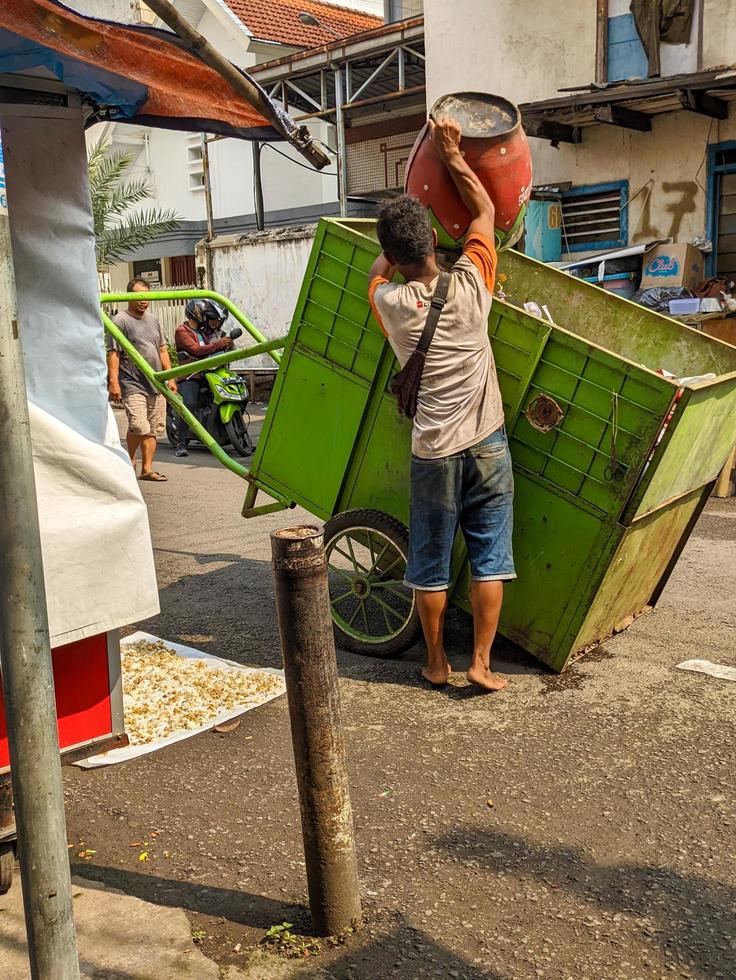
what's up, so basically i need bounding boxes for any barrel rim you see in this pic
[429,91,521,140]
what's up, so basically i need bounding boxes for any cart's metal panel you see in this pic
[248,218,736,671]
[572,486,708,655]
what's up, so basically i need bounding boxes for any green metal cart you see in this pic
[242,218,736,672]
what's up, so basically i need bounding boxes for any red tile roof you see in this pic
[223,0,382,47]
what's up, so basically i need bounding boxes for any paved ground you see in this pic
[59,413,735,980]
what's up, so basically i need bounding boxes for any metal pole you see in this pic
[202,134,215,242]
[252,141,265,232]
[334,68,348,218]
[0,214,79,976]
[201,134,216,289]
[595,0,609,85]
[270,526,361,936]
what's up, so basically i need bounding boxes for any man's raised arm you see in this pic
[429,116,495,241]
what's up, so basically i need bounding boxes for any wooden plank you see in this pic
[594,104,652,131]
[718,212,736,235]
[716,252,736,273]
[713,446,735,498]
[715,233,736,253]
[719,193,736,216]
[721,173,736,194]
[679,89,729,120]
[524,118,581,144]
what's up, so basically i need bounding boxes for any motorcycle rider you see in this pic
[173,299,234,457]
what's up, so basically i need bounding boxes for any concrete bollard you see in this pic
[270,525,362,936]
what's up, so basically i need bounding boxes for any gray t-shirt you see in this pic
[108,310,166,396]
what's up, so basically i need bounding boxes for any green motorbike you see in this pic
[166,325,254,457]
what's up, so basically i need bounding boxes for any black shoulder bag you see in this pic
[389,270,450,419]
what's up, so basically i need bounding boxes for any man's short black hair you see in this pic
[127,277,150,291]
[376,194,433,265]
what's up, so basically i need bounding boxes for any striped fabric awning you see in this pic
[0,0,282,141]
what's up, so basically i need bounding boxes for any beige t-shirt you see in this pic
[369,233,504,459]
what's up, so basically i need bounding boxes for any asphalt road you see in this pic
[64,416,736,980]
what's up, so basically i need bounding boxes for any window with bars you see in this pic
[560,181,628,253]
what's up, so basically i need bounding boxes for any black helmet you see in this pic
[185,298,228,329]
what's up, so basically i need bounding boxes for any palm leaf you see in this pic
[96,209,180,268]
[89,142,181,270]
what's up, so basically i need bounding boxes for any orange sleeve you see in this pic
[368,276,390,337]
[463,233,496,293]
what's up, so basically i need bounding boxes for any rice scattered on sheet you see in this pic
[122,639,285,745]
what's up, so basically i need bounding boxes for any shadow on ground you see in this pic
[70,863,307,931]
[435,826,735,980]
[70,863,504,979]
[151,556,547,691]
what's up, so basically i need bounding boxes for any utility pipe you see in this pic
[0,211,79,979]
[143,0,331,171]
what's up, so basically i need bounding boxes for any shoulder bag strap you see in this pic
[415,270,450,355]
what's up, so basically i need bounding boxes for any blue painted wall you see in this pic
[608,13,648,82]
[525,201,562,263]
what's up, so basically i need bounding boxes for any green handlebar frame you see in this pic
[100,289,282,365]
[100,289,287,486]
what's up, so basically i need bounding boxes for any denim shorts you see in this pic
[405,427,516,591]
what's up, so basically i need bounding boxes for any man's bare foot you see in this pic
[421,661,452,687]
[467,665,508,692]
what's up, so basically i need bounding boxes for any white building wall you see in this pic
[423,0,736,258]
[424,0,596,109]
[65,0,137,21]
[532,110,736,254]
[198,228,316,366]
[145,128,207,221]
[703,0,736,69]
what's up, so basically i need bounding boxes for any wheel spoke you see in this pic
[367,539,392,578]
[373,583,413,611]
[377,552,403,579]
[331,589,354,606]
[346,603,362,628]
[345,535,371,575]
[369,592,408,626]
[359,599,369,635]
[330,543,363,573]
[328,565,355,585]
[365,531,377,572]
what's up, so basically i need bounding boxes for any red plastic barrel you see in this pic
[405,92,533,252]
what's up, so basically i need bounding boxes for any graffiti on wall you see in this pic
[633,179,700,241]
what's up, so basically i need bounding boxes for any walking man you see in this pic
[107,277,176,482]
[368,117,514,692]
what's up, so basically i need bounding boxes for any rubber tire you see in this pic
[224,412,253,457]
[323,508,421,658]
[0,842,14,895]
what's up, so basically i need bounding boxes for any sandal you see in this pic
[139,471,168,482]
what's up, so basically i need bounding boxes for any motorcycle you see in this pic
[166,326,254,457]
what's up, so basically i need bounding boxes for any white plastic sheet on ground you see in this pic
[676,660,736,682]
[75,632,285,768]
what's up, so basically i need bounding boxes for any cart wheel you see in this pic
[324,509,420,657]
[0,842,14,894]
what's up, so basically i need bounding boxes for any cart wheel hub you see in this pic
[353,578,371,598]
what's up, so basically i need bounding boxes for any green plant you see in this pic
[88,142,180,272]
[167,343,180,368]
[262,921,321,959]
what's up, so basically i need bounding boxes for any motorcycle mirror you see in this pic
[229,326,243,340]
